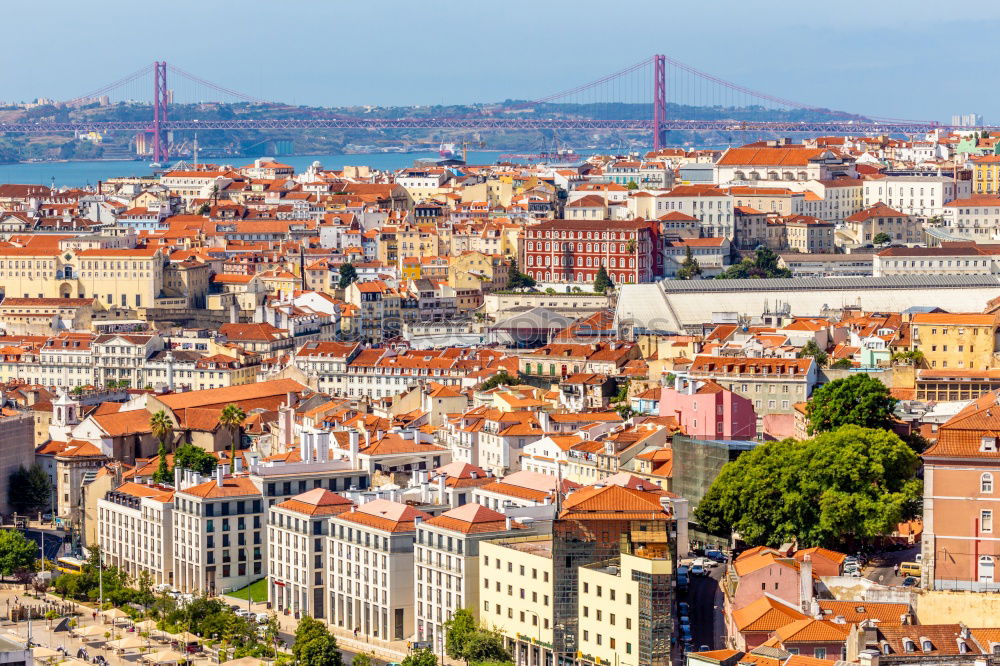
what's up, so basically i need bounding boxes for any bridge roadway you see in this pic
[0,118,984,134]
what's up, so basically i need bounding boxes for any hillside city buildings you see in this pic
[11,132,1000,666]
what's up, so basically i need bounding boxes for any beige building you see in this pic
[267,488,353,619]
[0,247,165,311]
[97,481,175,586]
[415,504,526,651]
[910,312,1000,371]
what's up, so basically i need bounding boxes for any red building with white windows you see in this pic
[523,219,660,285]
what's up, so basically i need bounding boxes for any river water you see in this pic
[0,150,530,187]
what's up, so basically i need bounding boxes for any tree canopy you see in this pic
[675,245,703,280]
[806,374,897,435]
[7,464,52,515]
[219,403,247,466]
[402,648,438,666]
[338,263,358,289]
[479,370,518,392]
[873,232,892,245]
[293,616,343,666]
[444,608,512,665]
[799,339,828,367]
[506,258,536,290]
[593,266,613,293]
[715,246,791,279]
[0,529,38,577]
[173,443,218,476]
[695,426,922,547]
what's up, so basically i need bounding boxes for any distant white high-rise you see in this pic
[951,113,983,127]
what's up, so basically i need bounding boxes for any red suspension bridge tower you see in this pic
[652,54,666,151]
[151,61,169,164]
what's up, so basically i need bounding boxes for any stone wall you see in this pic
[915,588,1000,625]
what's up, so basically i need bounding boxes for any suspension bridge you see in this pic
[0,55,974,163]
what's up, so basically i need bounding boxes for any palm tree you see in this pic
[149,410,173,484]
[218,403,247,473]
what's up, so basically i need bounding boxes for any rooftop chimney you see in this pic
[800,555,814,613]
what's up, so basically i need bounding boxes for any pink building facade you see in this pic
[659,377,757,440]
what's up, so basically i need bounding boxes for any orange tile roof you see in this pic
[179,476,260,499]
[731,596,807,633]
[334,499,431,533]
[773,618,850,644]
[423,503,520,534]
[275,488,353,516]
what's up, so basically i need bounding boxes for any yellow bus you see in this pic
[55,556,85,574]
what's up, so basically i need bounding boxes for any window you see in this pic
[983,473,994,494]
[983,510,993,533]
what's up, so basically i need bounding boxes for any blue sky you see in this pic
[3,0,993,121]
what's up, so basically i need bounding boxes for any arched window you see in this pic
[921,639,933,653]
[983,473,994,494]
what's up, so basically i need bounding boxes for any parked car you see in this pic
[700,645,710,652]
[681,628,693,643]
[690,564,706,577]
[902,576,919,587]
[692,557,714,568]
[256,613,270,624]
[678,602,690,616]
[680,619,691,634]
[235,608,252,618]
[705,550,726,563]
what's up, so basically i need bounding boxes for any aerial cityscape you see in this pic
[5,4,1000,666]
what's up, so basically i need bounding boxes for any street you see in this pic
[681,561,725,652]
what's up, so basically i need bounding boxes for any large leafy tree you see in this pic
[506,258,535,290]
[150,410,174,484]
[675,245,703,280]
[716,246,791,279]
[444,608,512,665]
[293,616,343,666]
[593,266,613,293]
[695,426,921,547]
[799,339,828,367]
[806,374,897,435]
[338,262,358,289]
[218,404,247,470]
[7,464,52,515]
[173,443,218,476]
[402,649,438,666]
[0,529,38,577]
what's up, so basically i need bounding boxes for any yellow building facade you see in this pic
[910,312,1000,370]
[972,156,1000,195]
[0,247,164,309]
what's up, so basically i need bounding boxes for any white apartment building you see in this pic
[942,196,1000,239]
[328,499,431,641]
[267,488,353,620]
[873,246,1000,277]
[798,179,864,222]
[414,504,527,652]
[172,470,265,595]
[97,480,174,586]
[658,186,735,238]
[862,175,969,219]
[93,333,164,388]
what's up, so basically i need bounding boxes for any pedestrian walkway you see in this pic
[219,594,411,662]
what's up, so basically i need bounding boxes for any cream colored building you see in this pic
[479,535,554,666]
[577,552,672,665]
[0,247,165,310]
[97,481,175,586]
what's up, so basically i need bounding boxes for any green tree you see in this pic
[444,608,478,662]
[218,404,247,470]
[891,350,925,367]
[799,339,828,367]
[675,245,703,280]
[150,410,174,484]
[695,426,922,547]
[716,246,792,279]
[351,654,374,666]
[173,443,218,476]
[197,203,211,216]
[337,262,358,289]
[0,529,38,577]
[402,648,438,666]
[873,232,892,245]
[593,266,613,293]
[625,180,638,190]
[479,371,518,392]
[806,374,897,435]
[7,464,52,516]
[292,616,342,666]
[462,631,511,664]
[830,358,853,369]
[506,258,535,290]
